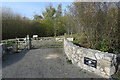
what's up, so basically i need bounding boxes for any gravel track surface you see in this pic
[2,48,103,78]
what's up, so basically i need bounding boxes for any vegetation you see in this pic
[2,7,34,39]
[42,41,63,48]
[72,38,87,44]
[67,59,72,64]
[2,2,120,54]
[2,4,66,39]
[68,2,120,54]
[112,74,120,80]
[6,41,16,46]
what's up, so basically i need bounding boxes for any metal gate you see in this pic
[32,37,63,49]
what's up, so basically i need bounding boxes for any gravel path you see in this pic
[2,48,103,78]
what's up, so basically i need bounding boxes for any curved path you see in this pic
[2,48,103,78]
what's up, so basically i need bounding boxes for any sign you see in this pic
[84,57,97,68]
[67,38,74,41]
[33,35,38,38]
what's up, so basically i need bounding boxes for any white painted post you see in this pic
[25,37,27,49]
[0,44,2,58]
[27,35,31,50]
[64,33,66,36]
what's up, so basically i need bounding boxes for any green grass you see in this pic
[72,39,82,44]
[72,38,87,44]
[7,41,16,46]
[112,74,120,80]
[67,60,72,64]
[39,42,63,48]
[53,42,63,45]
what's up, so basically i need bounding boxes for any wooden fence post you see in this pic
[13,38,18,53]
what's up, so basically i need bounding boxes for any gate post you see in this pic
[26,35,31,50]
[13,38,18,53]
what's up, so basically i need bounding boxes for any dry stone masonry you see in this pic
[64,39,118,78]
[0,44,2,58]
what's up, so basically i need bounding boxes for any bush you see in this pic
[113,49,120,54]
[72,38,87,44]
[72,39,81,44]
[97,39,120,54]
[100,39,109,52]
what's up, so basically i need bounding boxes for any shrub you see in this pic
[72,39,81,44]
[100,39,109,52]
[72,38,87,44]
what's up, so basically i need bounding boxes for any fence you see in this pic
[1,35,32,55]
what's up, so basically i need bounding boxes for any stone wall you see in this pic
[64,39,118,78]
[55,37,73,42]
[0,44,2,58]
